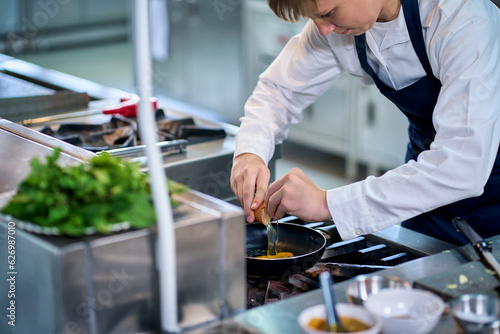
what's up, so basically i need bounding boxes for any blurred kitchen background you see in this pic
[2,0,498,188]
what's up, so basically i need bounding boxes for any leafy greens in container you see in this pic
[1,148,188,236]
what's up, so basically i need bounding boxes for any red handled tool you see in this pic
[102,96,158,117]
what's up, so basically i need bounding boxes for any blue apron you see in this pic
[355,0,500,245]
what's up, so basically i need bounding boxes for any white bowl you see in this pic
[298,303,382,334]
[364,288,445,334]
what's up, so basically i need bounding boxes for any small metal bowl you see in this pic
[346,274,411,305]
[450,293,500,334]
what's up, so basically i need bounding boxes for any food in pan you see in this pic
[255,252,295,259]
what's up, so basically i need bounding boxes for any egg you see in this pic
[254,202,271,225]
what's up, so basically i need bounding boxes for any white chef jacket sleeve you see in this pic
[330,2,500,240]
[235,20,346,164]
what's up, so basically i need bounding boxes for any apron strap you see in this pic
[356,0,435,79]
[402,0,434,76]
[355,34,374,78]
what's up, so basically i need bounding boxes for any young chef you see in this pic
[230,0,500,245]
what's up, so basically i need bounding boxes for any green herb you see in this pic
[1,148,188,236]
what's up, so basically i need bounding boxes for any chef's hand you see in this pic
[230,153,271,223]
[266,168,332,222]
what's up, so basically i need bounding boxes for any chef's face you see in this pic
[309,0,397,36]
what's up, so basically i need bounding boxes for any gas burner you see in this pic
[247,276,304,309]
[39,115,136,152]
[153,116,226,145]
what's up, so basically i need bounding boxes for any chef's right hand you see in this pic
[230,153,270,223]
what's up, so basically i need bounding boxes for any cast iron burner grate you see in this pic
[39,115,136,152]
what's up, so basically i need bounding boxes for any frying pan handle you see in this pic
[316,224,342,246]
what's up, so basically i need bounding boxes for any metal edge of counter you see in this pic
[0,118,96,161]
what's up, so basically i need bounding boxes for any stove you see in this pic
[245,216,454,309]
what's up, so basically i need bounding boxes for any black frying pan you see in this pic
[246,222,327,279]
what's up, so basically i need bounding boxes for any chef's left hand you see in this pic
[266,168,332,222]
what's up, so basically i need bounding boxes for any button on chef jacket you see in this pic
[235,0,500,245]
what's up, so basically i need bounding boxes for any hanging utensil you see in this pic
[453,217,500,278]
[319,271,346,332]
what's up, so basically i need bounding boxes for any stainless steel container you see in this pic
[0,189,246,334]
[0,118,246,333]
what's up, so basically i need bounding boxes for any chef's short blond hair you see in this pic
[267,0,316,22]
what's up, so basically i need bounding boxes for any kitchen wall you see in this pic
[0,0,130,54]
[150,0,245,125]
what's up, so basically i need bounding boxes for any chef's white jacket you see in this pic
[235,0,500,240]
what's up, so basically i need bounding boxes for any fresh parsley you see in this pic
[1,148,188,236]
